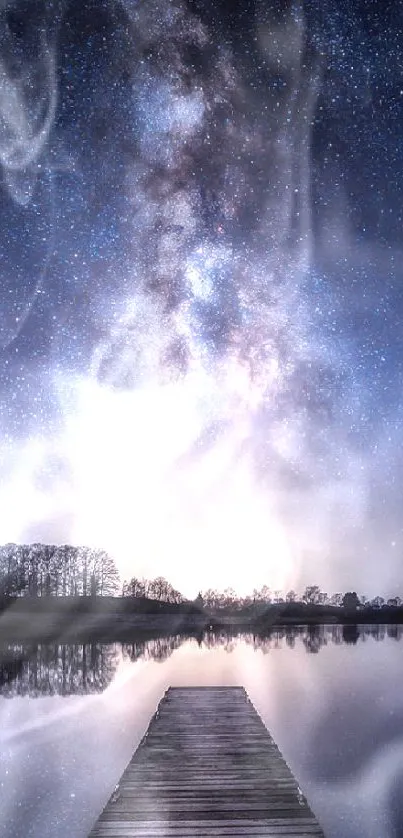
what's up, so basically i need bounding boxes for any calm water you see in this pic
[1,625,403,838]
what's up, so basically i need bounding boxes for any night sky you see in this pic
[1,0,403,597]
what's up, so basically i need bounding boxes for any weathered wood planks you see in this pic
[89,686,325,837]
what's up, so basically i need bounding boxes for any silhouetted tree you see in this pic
[221,587,237,608]
[387,597,402,607]
[122,576,147,597]
[330,593,343,607]
[302,585,321,604]
[371,595,385,608]
[251,585,272,603]
[91,549,120,595]
[201,588,222,609]
[123,575,184,604]
[0,544,19,596]
[343,591,360,611]
[0,543,119,599]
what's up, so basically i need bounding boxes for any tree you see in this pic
[285,590,296,603]
[145,576,185,603]
[147,576,167,600]
[387,596,402,607]
[330,593,343,607]
[90,573,97,598]
[122,577,147,597]
[201,589,222,609]
[302,585,321,605]
[252,586,272,603]
[194,592,204,608]
[371,595,385,608]
[221,588,237,608]
[92,550,120,595]
[342,591,360,611]
[0,543,120,599]
[0,544,20,596]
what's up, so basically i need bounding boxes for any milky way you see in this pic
[0,0,402,597]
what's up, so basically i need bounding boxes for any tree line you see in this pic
[1,544,401,610]
[121,575,185,603]
[0,545,187,605]
[121,579,403,609]
[0,543,120,598]
[197,584,402,610]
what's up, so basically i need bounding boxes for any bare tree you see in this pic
[92,550,120,595]
[330,593,343,607]
[123,577,147,597]
[371,595,385,608]
[302,585,321,605]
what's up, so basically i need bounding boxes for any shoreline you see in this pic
[0,596,402,642]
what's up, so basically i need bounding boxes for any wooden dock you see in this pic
[89,686,325,837]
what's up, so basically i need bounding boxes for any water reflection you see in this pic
[121,633,187,664]
[0,643,118,697]
[1,624,402,698]
[1,626,403,838]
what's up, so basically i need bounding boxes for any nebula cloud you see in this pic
[0,0,402,598]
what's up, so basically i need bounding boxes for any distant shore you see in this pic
[0,595,403,642]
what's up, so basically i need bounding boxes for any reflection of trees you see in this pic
[302,625,328,654]
[0,643,118,697]
[387,624,400,640]
[342,624,359,644]
[2,623,403,698]
[121,634,185,664]
[364,624,386,641]
[201,624,403,655]
[201,630,242,652]
[0,634,194,697]
[122,624,403,660]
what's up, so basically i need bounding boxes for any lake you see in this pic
[1,625,402,838]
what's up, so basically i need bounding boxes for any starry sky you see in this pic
[0,0,403,598]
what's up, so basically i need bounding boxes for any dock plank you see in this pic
[89,687,325,837]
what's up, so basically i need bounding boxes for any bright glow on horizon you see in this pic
[0,349,295,599]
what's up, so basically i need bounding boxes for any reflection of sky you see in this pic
[1,634,403,838]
